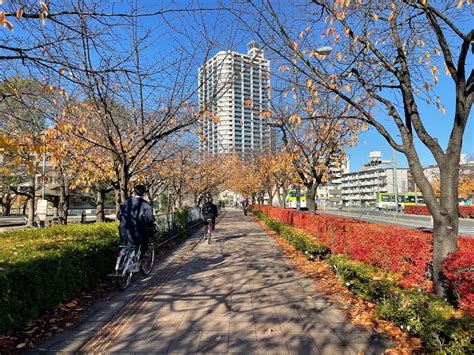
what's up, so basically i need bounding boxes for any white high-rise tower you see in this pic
[198,42,272,157]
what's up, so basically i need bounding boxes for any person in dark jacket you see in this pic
[117,185,155,255]
[201,197,218,230]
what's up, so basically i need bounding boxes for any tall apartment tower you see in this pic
[198,41,272,157]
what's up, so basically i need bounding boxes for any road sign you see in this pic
[37,199,48,221]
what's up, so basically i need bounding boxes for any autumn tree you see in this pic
[2,1,232,212]
[271,88,363,213]
[0,78,53,226]
[236,0,474,297]
[225,154,264,202]
[270,152,300,207]
[0,175,20,216]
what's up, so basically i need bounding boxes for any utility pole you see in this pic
[392,150,398,212]
[41,152,46,200]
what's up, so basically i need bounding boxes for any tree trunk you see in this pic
[1,199,11,216]
[267,188,275,205]
[96,189,106,223]
[306,183,318,214]
[282,186,288,208]
[114,187,121,213]
[52,196,59,219]
[405,146,460,298]
[277,185,283,207]
[119,163,129,202]
[27,176,35,227]
[58,184,69,225]
[431,163,459,297]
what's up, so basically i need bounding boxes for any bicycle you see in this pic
[205,218,213,244]
[114,236,156,290]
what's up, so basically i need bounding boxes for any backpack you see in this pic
[202,204,214,215]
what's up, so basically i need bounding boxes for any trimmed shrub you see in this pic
[0,223,118,334]
[253,210,329,260]
[327,256,472,353]
[442,250,474,316]
[459,206,474,219]
[253,207,474,353]
[405,205,474,218]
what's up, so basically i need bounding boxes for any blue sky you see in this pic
[2,1,472,172]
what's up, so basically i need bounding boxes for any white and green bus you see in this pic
[375,192,424,210]
[286,187,307,209]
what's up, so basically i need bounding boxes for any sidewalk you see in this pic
[33,209,393,354]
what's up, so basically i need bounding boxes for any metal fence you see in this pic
[154,208,202,246]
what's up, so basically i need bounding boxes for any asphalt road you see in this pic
[321,208,474,237]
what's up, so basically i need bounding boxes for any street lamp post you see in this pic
[392,150,399,212]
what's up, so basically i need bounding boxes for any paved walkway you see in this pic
[33,209,393,354]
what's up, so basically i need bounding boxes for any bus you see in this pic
[286,187,307,209]
[376,192,424,211]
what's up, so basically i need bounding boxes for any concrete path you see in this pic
[33,209,393,354]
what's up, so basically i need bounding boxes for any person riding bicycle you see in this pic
[117,184,155,259]
[241,198,249,215]
[201,197,218,231]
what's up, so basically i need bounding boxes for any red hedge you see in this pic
[405,205,474,218]
[252,204,473,315]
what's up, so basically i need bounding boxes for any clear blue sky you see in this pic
[3,0,471,171]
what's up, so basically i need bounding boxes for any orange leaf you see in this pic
[16,7,24,20]
[292,41,298,51]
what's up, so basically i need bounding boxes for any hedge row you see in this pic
[0,223,119,334]
[253,210,473,353]
[405,205,474,218]
[251,205,474,316]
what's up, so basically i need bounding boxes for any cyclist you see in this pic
[201,196,218,231]
[117,185,155,259]
[241,198,249,215]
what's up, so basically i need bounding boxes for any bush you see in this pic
[251,204,472,297]
[405,205,474,218]
[253,208,473,353]
[0,223,119,334]
[253,210,329,260]
[459,206,474,218]
[442,250,474,316]
[326,256,472,353]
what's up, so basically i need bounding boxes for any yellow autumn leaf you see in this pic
[292,41,298,51]
[306,79,313,88]
[371,13,379,20]
[344,85,351,92]
[337,51,342,61]
[59,68,66,75]
[5,20,13,31]
[40,2,48,14]
[433,76,438,84]
[457,0,463,9]
[16,7,24,20]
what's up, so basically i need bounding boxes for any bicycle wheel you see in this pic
[140,240,155,276]
[117,251,133,290]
